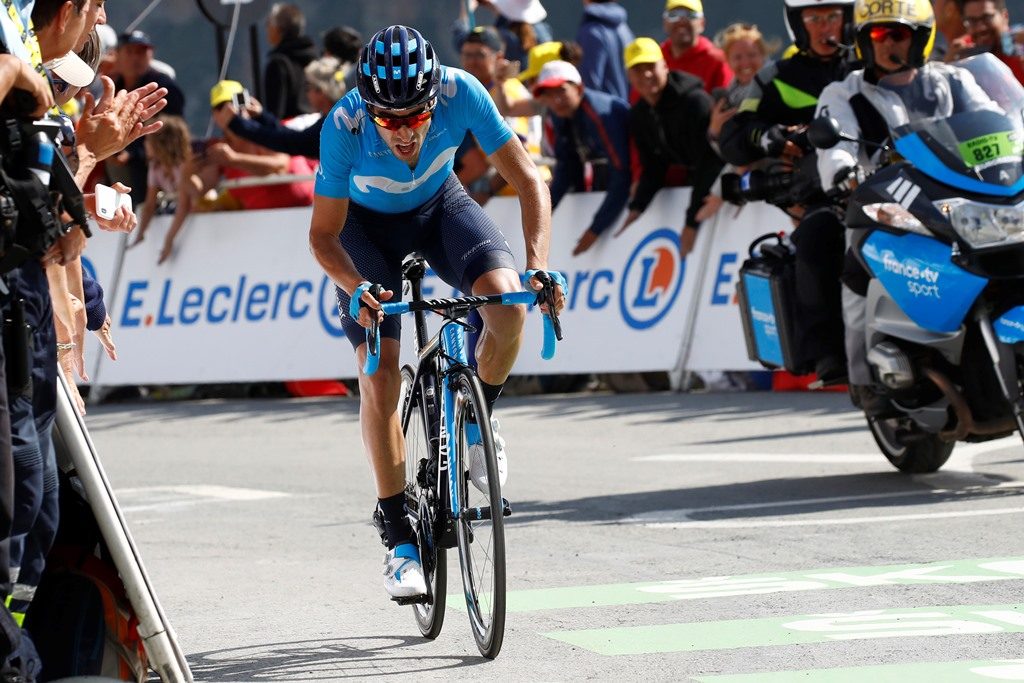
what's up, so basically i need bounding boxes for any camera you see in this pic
[720,153,823,210]
[231,89,251,111]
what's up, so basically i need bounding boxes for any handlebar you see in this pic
[357,272,566,376]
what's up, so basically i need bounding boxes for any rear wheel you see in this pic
[867,415,955,473]
[400,365,446,639]
[452,368,506,659]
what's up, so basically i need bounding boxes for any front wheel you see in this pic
[867,415,955,473]
[452,368,506,659]
[400,365,447,639]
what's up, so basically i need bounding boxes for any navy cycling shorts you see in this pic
[336,173,517,349]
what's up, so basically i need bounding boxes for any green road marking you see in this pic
[695,659,1024,683]
[543,603,1024,655]
[489,557,1024,613]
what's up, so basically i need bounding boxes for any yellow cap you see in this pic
[210,80,244,108]
[517,41,563,82]
[624,37,665,70]
[665,0,703,13]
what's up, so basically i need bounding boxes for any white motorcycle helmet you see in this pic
[784,0,856,52]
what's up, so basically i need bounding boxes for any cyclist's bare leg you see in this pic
[356,338,406,497]
[471,268,527,385]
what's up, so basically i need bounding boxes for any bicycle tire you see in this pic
[400,365,447,639]
[452,368,506,659]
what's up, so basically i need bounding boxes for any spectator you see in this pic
[109,29,185,205]
[456,26,543,203]
[263,2,317,119]
[709,23,777,147]
[661,0,733,93]
[699,24,775,221]
[454,0,553,65]
[132,114,190,247]
[213,56,345,160]
[493,40,582,117]
[932,0,967,60]
[533,60,630,256]
[159,81,315,264]
[577,0,635,101]
[949,0,1024,83]
[614,38,722,257]
[323,25,361,93]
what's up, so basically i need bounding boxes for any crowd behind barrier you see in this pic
[78,189,790,388]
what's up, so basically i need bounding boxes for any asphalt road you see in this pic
[86,391,1024,682]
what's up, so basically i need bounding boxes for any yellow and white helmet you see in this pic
[854,0,936,69]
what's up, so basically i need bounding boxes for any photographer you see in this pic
[613,37,722,256]
[718,0,858,383]
[0,2,166,668]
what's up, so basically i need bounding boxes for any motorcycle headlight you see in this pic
[939,199,1024,248]
[861,203,928,235]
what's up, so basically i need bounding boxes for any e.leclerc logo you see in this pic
[619,228,685,330]
[117,273,347,338]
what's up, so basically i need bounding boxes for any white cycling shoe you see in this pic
[383,543,427,599]
[468,415,508,494]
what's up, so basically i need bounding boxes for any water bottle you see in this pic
[28,132,53,187]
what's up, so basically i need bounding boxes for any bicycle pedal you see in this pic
[392,594,430,606]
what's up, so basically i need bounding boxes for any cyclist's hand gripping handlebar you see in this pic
[351,282,385,375]
[524,269,566,360]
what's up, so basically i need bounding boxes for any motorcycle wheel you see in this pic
[867,415,954,473]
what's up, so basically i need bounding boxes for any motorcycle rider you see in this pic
[815,0,998,414]
[719,0,858,383]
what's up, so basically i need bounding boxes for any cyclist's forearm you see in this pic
[489,138,552,269]
[310,232,364,293]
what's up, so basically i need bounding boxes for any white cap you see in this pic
[491,0,547,24]
[96,23,118,54]
[46,51,95,87]
[531,60,581,95]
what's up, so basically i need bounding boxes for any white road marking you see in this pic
[640,506,1024,529]
[626,436,1024,530]
[633,453,879,464]
[116,485,290,512]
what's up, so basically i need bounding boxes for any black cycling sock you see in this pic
[480,380,503,415]
[378,492,415,549]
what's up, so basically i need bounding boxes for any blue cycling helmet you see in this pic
[357,25,440,111]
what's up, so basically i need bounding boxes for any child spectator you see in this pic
[132,114,191,247]
[157,81,314,264]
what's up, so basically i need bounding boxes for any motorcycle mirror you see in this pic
[807,116,845,150]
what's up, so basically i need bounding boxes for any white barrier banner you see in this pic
[684,201,794,371]
[85,188,704,384]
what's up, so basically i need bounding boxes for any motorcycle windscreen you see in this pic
[885,54,1024,194]
[861,231,988,333]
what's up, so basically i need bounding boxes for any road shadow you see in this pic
[188,635,482,681]
[509,469,1020,525]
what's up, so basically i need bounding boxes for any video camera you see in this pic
[0,87,89,274]
[720,127,824,210]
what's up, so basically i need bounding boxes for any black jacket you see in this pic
[719,51,856,166]
[264,35,317,120]
[629,70,723,230]
[228,109,322,159]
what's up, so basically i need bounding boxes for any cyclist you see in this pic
[308,25,564,600]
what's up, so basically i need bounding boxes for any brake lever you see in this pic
[532,270,563,342]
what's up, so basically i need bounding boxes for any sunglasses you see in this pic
[368,102,435,131]
[869,24,913,43]
[663,8,702,22]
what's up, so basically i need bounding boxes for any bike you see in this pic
[805,54,1024,472]
[365,258,563,658]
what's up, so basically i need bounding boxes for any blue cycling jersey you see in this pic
[316,65,514,214]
